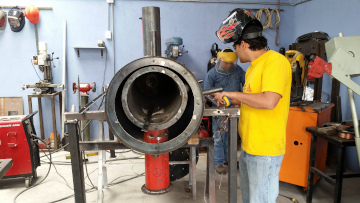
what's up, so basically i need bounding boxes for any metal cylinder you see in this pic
[121,66,188,131]
[142,7,161,57]
[142,129,172,194]
[105,57,204,154]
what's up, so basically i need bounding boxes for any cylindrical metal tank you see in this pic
[105,57,204,154]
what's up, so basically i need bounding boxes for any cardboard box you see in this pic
[0,97,23,116]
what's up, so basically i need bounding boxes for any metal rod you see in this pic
[0,6,53,9]
[169,161,190,164]
[38,97,44,139]
[112,2,115,75]
[51,96,58,149]
[228,117,238,203]
[347,78,360,167]
[202,87,223,95]
[191,146,197,200]
[61,20,66,142]
[34,24,39,55]
[118,0,311,6]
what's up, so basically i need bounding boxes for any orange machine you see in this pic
[279,102,334,189]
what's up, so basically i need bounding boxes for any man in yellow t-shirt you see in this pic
[213,8,291,203]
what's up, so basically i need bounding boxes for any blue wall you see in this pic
[0,0,359,143]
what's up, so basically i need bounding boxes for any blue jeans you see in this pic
[212,116,229,166]
[239,149,284,203]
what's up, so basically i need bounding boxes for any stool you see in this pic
[306,126,360,203]
[28,91,62,149]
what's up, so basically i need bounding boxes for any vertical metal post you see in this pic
[68,120,86,203]
[334,145,346,203]
[51,95,58,149]
[61,20,66,143]
[37,97,44,139]
[142,7,161,57]
[81,95,90,141]
[59,93,62,139]
[98,120,107,203]
[205,143,215,203]
[108,128,116,158]
[228,117,238,203]
[190,146,197,200]
[347,82,360,166]
[307,134,318,203]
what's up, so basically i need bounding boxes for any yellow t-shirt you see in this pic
[239,50,291,156]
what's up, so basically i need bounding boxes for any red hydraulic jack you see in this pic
[141,129,173,194]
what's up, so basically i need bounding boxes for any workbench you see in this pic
[306,126,360,203]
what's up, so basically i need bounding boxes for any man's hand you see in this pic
[211,92,227,107]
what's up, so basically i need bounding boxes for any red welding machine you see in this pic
[0,112,40,187]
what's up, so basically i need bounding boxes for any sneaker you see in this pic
[215,165,228,175]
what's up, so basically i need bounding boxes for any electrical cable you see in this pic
[218,173,227,193]
[14,135,52,203]
[131,149,144,155]
[39,143,69,158]
[256,8,271,29]
[31,58,42,80]
[279,194,299,203]
[275,0,281,46]
[106,149,132,154]
[83,151,96,188]
[40,156,142,165]
[49,172,144,203]
[39,146,73,190]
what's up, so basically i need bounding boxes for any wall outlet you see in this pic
[105,30,112,39]
[106,0,114,3]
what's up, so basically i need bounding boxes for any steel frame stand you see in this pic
[65,107,239,203]
[204,107,240,203]
[28,91,62,149]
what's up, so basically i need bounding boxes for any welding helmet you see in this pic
[8,7,25,32]
[215,48,238,75]
[216,8,263,44]
[25,5,39,24]
[0,9,6,31]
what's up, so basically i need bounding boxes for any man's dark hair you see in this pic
[234,21,268,51]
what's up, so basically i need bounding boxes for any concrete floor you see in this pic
[1,148,360,203]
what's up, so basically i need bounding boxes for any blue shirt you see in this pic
[203,65,246,105]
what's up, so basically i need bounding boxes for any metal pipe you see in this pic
[0,6,53,9]
[142,7,161,57]
[118,0,311,6]
[61,20,66,141]
[202,87,223,95]
[107,3,110,31]
[347,78,360,166]
[81,95,90,141]
[34,24,39,55]
[112,2,115,75]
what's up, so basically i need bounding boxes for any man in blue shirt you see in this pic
[203,48,245,174]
